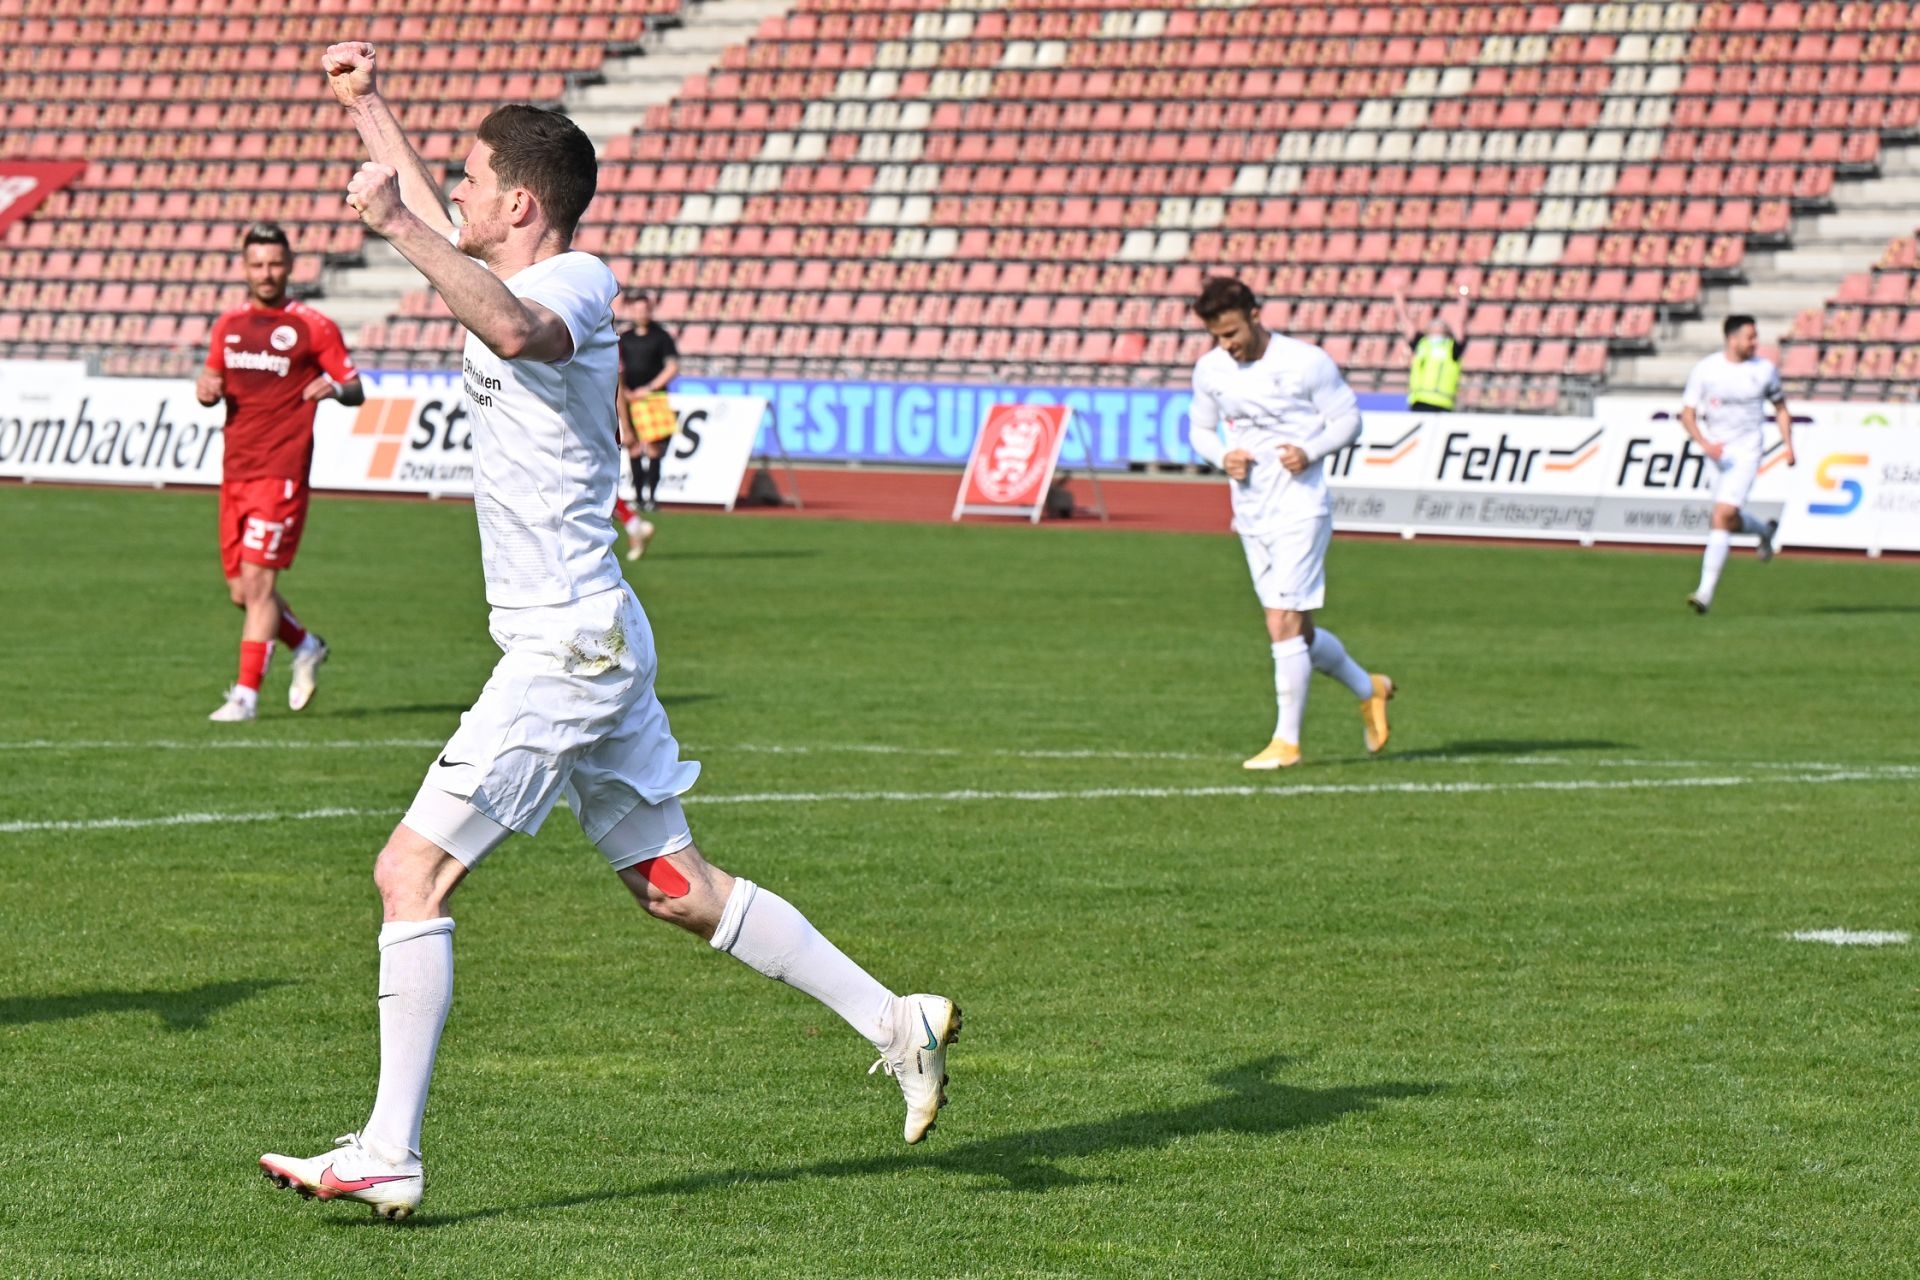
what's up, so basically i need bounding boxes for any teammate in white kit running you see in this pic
[1186,277,1395,769]
[259,43,959,1221]
[1678,314,1796,614]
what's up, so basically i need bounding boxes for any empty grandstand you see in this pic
[5,0,1920,411]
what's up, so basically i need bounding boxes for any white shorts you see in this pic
[1708,445,1761,507]
[1239,515,1330,612]
[408,583,701,857]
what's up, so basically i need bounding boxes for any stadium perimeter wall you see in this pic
[2,362,1916,555]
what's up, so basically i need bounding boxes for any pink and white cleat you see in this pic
[260,1133,422,1220]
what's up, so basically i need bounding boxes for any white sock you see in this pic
[361,917,455,1165]
[1270,637,1311,745]
[1737,511,1767,536]
[710,879,896,1050]
[1308,627,1374,700]
[1697,530,1732,601]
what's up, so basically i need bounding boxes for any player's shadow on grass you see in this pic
[1808,604,1920,615]
[0,978,291,1032]
[1408,737,1631,758]
[320,702,480,720]
[402,1055,1439,1226]
[653,549,822,562]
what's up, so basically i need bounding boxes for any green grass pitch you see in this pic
[1,484,1917,1278]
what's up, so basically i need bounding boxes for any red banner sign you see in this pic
[953,403,1074,522]
[0,161,87,237]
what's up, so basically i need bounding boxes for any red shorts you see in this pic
[219,476,310,578]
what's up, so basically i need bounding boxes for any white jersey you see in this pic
[460,251,625,608]
[1681,352,1783,452]
[1189,334,1361,531]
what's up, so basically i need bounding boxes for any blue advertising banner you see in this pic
[672,375,1404,470]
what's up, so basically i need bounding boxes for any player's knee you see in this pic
[373,838,442,910]
[619,848,725,931]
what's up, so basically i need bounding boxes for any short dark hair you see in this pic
[624,288,653,305]
[241,222,291,252]
[1194,276,1258,321]
[1724,314,1757,337]
[476,104,597,239]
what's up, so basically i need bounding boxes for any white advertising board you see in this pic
[0,368,768,507]
[1776,423,1920,555]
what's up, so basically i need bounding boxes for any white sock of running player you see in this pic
[711,879,896,1050]
[361,917,455,1166]
[1737,511,1767,536]
[1697,530,1732,601]
[1308,628,1374,700]
[1271,637,1311,745]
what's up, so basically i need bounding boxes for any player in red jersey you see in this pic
[196,222,365,721]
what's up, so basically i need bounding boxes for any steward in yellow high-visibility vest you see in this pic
[1394,284,1472,413]
[1408,331,1463,412]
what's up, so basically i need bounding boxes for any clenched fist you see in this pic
[322,41,378,109]
[345,161,407,236]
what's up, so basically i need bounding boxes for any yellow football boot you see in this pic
[1362,675,1396,754]
[1242,738,1303,770]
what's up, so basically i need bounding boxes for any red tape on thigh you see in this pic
[637,856,690,897]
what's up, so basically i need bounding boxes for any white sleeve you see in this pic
[515,255,616,367]
[1187,372,1226,469]
[1680,362,1705,410]
[1297,350,1362,464]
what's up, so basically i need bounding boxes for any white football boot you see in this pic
[869,993,961,1143]
[288,634,329,711]
[625,517,656,561]
[260,1133,423,1220]
[208,686,257,722]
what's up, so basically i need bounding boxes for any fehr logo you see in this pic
[352,399,417,479]
[1364,423,1421,467]
[1808,453,1869,516]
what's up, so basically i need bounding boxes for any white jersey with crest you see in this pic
[1680,352,1784,451]
[459,251,625,608]
[1189,334,1361,531]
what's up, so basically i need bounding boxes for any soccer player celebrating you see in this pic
[1679,314,1796,614]
[195,222,364,722]
[259,43,959,1221]
[1187,277,1395,769]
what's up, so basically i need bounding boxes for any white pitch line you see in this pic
[0,738,445,752]
[1788,929,1911,947]
[688,768,1920,805]
[0,806,386,834]
[7,767,1913,836]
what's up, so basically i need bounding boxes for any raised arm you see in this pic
[346,163,575,362]
[323,42,456,239]
[1443,283,1471,343]
[1391,290,1419,344]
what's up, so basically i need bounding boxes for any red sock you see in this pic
[238,639,273,692]
[277,608,307,650]
[613,497,637,527]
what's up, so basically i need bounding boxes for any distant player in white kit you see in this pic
[1186,277,1395,769]
[1679,314,1796,614]
[259,43,959,1220]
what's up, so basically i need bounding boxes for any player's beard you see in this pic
[455,213,507,264]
